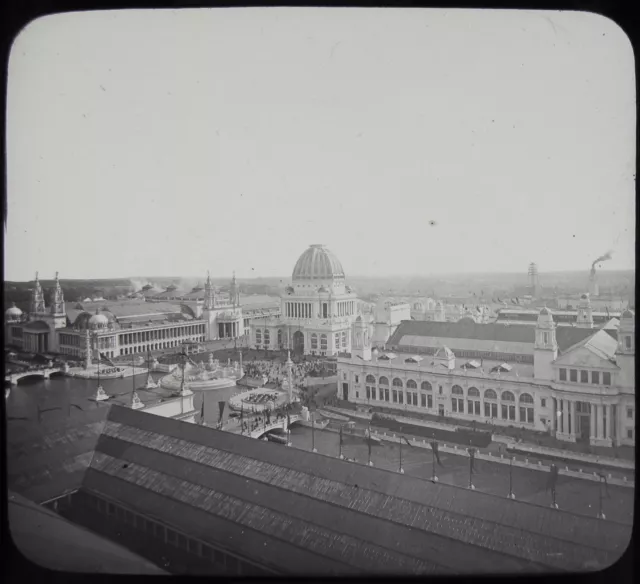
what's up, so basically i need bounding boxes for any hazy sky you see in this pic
[5,8,636,281]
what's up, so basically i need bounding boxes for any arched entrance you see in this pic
[293,331,305,356]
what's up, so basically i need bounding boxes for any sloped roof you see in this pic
[8,491,165,574]
[561,329,620,362]
[388,321,617,355]
[77,406,630,574]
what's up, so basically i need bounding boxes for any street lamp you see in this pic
[508,456,515,499]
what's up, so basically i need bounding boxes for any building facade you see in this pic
[4,272,246,359]
[337,306,635,449]
[249,245,366,356]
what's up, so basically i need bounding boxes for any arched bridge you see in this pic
[251,415,302,439]
[5,368,63,385]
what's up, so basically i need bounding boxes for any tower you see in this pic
[229,271,240,307]
[588,266,600,297]
[528,262,541,298]
[30,272,46,315]
[49,272,67,329]
[204,271,215,310]
[534,307,558,380]
[351,315,372,360]
[576,293,594,328]
[435,301,445,322]
[616,309,635,391]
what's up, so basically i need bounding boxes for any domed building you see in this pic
[249,244,364,356]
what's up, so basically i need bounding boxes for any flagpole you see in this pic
[597,473,606,519]
[468,442,475,490]
[508,456,515,499]
[367,422,372,466]
[339,424,344,459]
[399,436,404,474]
[312,412,317,453]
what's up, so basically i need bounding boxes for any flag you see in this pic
[431,440,443,466]
[468,447,476,474]
[218,400,226,423]
[546,463,559,493]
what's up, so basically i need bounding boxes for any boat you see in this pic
[266,432,288,445]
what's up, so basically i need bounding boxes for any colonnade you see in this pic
[218,321,240,338]
[553,397,614,443]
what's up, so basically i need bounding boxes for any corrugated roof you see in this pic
[389,321,617,355]
[78,406,630,574]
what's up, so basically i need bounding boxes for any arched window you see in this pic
[256,329,262,344]
[341,331,347,348]
[484,388,498,419]
[379,376,389,386]
[392,378,403,388]
[311,333,318,350]
[519,393,534,424]
[484,389,497,400]
[451,385,464,395]
[421,381,432,391]
[406,379,417,389]
[366,374,376,384]
[466,386,481,416]
[264,330,270,346]
[277,329,282,346]
[320,334,327,350]
[501,391,516,421]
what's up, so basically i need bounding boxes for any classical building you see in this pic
[338,306,635,449]
[496,294,623,327]
[4,272,246,359]
[249,245,365,356]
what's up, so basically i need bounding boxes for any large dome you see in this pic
[5,303,23,319]
[292,244,345,282]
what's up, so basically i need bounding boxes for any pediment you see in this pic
[554,346,619,370]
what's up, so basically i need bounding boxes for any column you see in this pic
[590,403,596,439]
[562,400,569,435]
[595,404,602,439]
[570,401,577,437]
[605,405,611,440]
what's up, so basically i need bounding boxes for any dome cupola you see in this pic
[5,302,23,322]
[292,244,345,282]
[88,310,109,329]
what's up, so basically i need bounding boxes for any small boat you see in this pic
[267,433,288,445]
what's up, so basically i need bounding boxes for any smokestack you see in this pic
[591,250,613,269]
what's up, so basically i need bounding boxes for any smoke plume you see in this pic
[591,250,613,269]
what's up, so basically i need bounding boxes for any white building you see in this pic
[337,305,635,449]
[4,272,246,360]
[249,245,366,356]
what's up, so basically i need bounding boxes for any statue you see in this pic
[131,391,144,410]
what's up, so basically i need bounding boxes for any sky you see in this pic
[4,8,636,282]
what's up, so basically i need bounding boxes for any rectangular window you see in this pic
[509,405,516,421]
[501,404,508,419]
[413,393,418,406]
[474,401,481,416]
[452,399,458,413]
[385,388,390,402]
[580,370,589,383]
[177,534,189,551]
[355,391,359,398]
[399,392,404,404]
[366,387,370,399]
[541,398,546,407]
[519,406,526,422]
[625,336,631,349]
[427,394,433,408]
[107,502,116,517]
[484,402,491,417]
[627,429,634,439]
[392,390,398,403]
[569,369,577,382]
[591,371,600,384]
[355,375,359,383]
[628,408,634,419]
[421,393,426,407]
[527,408,534,424]
[167,529,178,546]
[559,368,567,381]
[603,372,611,386]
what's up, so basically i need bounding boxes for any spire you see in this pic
[204,270,215,310]
[229,270,239,307]
[31,271,46,314]
[286,349,293,403]
[50,271,65,315]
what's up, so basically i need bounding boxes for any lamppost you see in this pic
[467,441,476,490]
[508,456,515,499]
[311,411,317,453]
[597,472,607,520]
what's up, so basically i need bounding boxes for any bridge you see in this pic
[5,368,63,385]
[225,414,302,439]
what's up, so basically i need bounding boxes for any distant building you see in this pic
[4,272,255,359]
[248,245,368,356]
[338,307,635,448]
[527,262,541,298]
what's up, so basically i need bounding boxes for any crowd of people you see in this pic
[243,358,329,389]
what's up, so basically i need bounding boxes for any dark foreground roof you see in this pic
[388,320,617,354]
[77,406,630,575]
[8,491,166,574]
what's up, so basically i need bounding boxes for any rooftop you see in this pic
[8,491,165,574]
[76,406,629,574]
